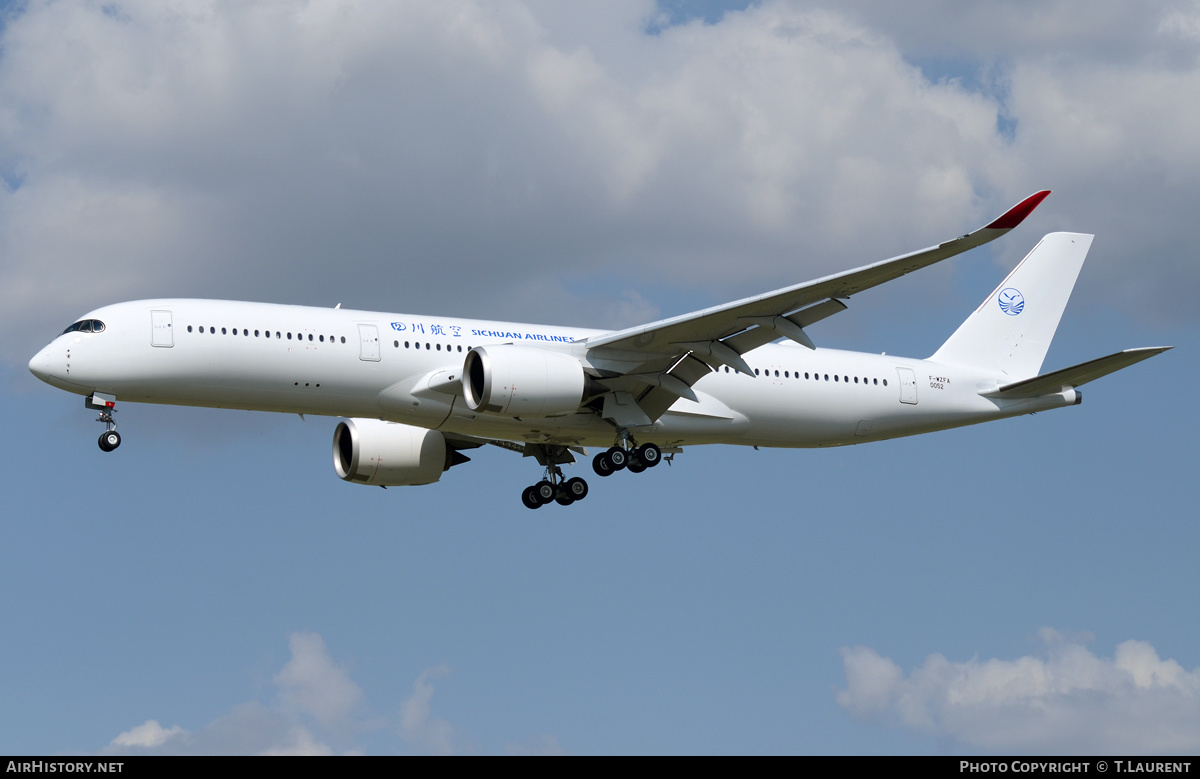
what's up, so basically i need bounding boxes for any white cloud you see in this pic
[399,664,461,756]
[106,703,336,756]
[273,632,363,730]
[838,628,1200,754]
[109,719,184,748]
[2,0,1198,365]
[105,634,353,756]
[105,632,546,755]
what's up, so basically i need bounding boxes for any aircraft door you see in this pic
[151,310,174,347]
[896,367,917,404]
[358,324,380,361]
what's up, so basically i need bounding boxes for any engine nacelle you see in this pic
[333,418,448,486]
[462,345,586,417]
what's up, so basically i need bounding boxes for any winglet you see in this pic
[985,190,1051,230]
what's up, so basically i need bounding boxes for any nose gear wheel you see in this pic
[98,430,122,452]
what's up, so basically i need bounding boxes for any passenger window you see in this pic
[287,333,292,340]
[187,325,193,333]
[340,336,345,343]
[210,327,216,334]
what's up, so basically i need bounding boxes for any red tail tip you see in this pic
[985,190,1051,230]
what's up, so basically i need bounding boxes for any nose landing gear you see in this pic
[87,393,121,452]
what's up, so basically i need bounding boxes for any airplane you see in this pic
[28,191,1170,509]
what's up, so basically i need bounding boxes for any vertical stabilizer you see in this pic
[930,232,1093,379]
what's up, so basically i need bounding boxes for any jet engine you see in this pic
[333,418,453,486]
[462,345,586,417]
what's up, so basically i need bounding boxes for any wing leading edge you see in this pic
[583,191,1051,419]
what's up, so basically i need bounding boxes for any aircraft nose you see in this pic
[28,347,55,382]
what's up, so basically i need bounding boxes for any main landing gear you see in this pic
[87,393,122,452]
[521,464,589,510]
[591,441,661,477]
[514,439,661,509]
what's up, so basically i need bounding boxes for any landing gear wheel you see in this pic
[534,480,556,504]
[98,430,121,452]
[522,486,543,510]
[593,453,614,477]
[636,442,661,467]
[565,477,589,501]
[627,458,647,474]
[554,487,575,506]
[606,447,628,470]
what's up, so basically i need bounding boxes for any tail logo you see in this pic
[998,288,1025,316]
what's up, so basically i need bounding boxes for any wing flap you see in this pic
[722,298,848,355]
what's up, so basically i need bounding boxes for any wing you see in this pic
[582,191,1051,421]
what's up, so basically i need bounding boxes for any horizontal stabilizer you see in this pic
[981,347,1171,398]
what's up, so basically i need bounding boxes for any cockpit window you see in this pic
[60,319,105,335]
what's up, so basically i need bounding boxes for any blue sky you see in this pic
[2,0,1198,755]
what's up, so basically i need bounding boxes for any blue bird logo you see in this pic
[998,288,1025,316]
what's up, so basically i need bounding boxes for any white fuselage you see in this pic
[29,299,1077,449]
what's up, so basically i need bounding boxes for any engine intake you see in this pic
[333,418,450,486]
[462,345,585,417]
